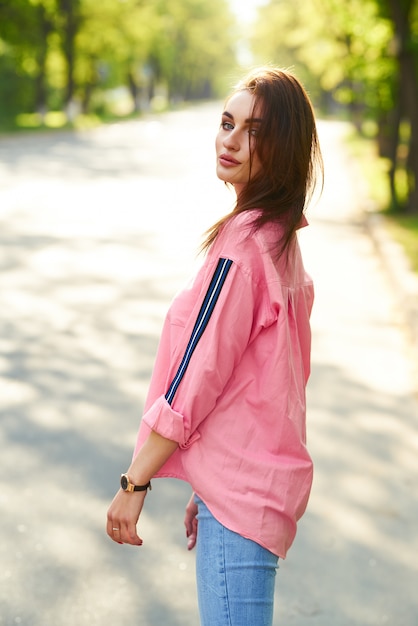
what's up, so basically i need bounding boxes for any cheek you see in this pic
[252,147,263,171]
[253,155,263,173]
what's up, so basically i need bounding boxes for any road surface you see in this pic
[0,103,417,625]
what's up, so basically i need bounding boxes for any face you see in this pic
[215,90,263,195]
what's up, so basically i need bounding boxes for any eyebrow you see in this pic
[222,111,263,124]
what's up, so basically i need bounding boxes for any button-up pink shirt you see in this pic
[134,210,314,558]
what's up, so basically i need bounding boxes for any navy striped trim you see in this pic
[165,257,233,405]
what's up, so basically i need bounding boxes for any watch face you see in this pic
[121,475,129,490]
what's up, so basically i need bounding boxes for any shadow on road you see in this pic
[1,112,417,625]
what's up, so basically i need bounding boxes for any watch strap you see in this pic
[132,480,152,492]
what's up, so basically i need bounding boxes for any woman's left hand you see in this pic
[184,492,198,550]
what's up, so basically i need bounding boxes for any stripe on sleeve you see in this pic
[165,257,233,406]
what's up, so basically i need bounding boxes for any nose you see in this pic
[223,129,239,151]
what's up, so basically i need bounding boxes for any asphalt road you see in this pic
[0,103,417,625]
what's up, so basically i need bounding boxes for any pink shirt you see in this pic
[134,210,314,558]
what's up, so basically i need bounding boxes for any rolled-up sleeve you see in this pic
[142,255,271,447]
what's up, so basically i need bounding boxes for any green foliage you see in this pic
[0,0,238,125]
[251,0,418,214]
[147,0,236,100]
[386,215,418,273]
[251,0,396,113]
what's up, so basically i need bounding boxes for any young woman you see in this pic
[107,66,323,626]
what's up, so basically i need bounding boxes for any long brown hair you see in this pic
[203,67,324,258]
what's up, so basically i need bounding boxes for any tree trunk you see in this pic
[127,71,141,112]
[378,96,402,210]
[34,4,52,119]
[386,0,418,213]
[59,0,81,118]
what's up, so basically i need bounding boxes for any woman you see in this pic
[107,66,323,625]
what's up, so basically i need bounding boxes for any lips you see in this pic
[219,153,241,167]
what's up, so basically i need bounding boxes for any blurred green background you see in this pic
[0,0,417,235]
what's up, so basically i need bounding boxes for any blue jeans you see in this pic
[195,496,279,626]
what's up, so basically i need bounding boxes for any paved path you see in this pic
[0,105,417,625]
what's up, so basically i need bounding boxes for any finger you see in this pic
[119,521,143,546]
[187,531,197,550]
[184,517,193,537]
[111,526,124,545]
[184,504,198,537]
[106,518,123,544]
[186,518,198,550]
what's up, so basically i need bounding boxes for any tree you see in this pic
[382,0,418,212]
[0,0,57,118]
[74,0,158,113]
[0,0,239,123]
[250,0,418,214]
[148,0,236,102]
[56,0,82,116]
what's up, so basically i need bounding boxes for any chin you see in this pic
[216,171,230,184]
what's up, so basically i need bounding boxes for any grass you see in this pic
[0,107,144,135]
[345,126,418,276]
[0,112,101,134]
[345,124,391,209]
[0,92,172,135]
[385,215,418,273]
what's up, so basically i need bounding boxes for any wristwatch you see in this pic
[120,473,152,493]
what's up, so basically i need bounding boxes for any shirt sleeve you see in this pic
[142,254,273,449]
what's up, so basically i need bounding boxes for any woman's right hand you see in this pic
[106,430,178,546]
[184,492,198,550]
[106,489,147,546]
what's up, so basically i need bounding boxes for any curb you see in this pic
[365,210,418,387]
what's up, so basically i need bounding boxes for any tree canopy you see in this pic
[0,0,237,119]
[251,0,418,213]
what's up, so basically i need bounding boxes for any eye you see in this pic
[221,121,234,131]
[248,128,258,137]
